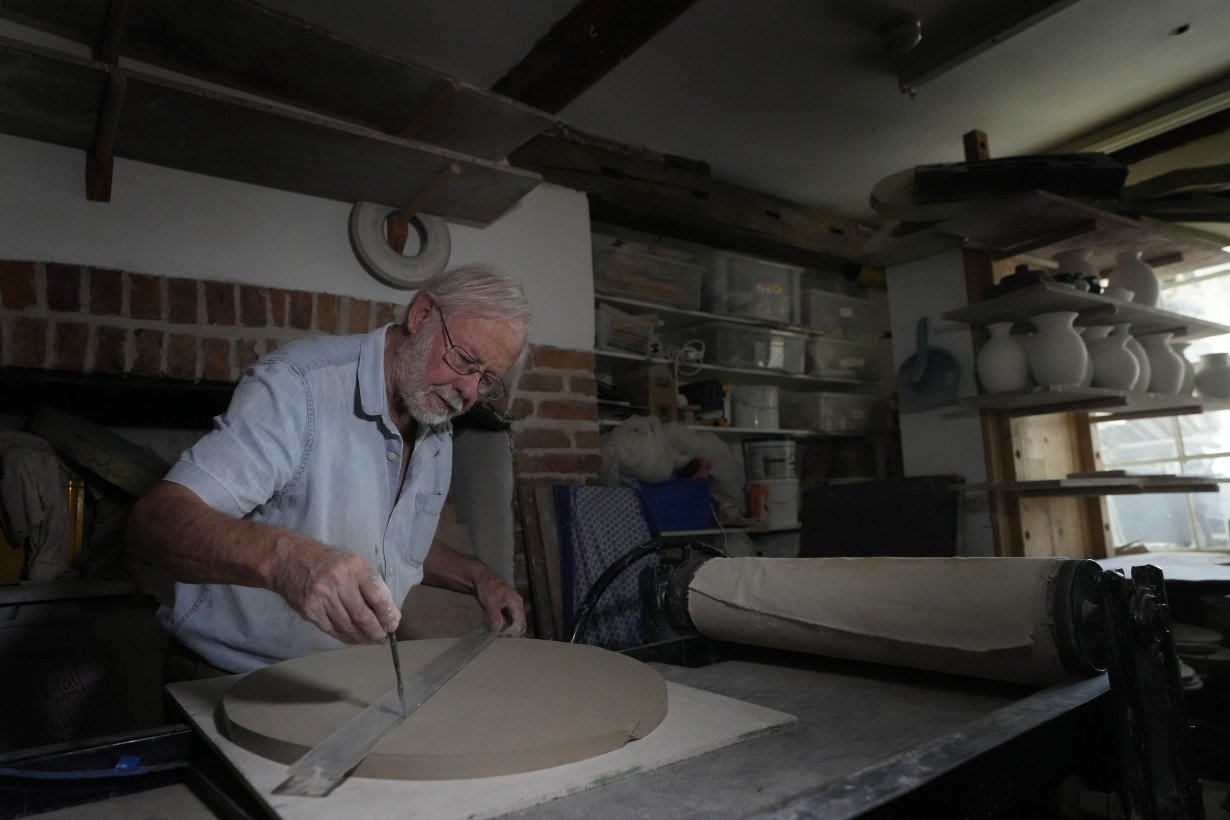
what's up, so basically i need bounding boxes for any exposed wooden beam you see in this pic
[492,0,699,114]
[510,126,866,270]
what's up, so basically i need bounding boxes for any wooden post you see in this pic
[86,71,127,202]
[396,79,461,140]
[93,0,130,64]
[385,163,461,254]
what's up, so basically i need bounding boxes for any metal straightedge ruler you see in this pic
[273,626,500,797]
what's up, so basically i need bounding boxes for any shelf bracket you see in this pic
[385,162,461,253]
[84,0,131,202]
[93,0,130,64]
[86,71,127,203]
[396,79,462,141]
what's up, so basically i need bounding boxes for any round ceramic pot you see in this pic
[1139,332,1184,394]
[1028,311,1087,388]
[1195,352,1230,398]
[976,321,1031,393]
[1107,250,1160,307]
[1112,324,1151,391]
[1086,325,1138,390]
[1172,341,1197,396]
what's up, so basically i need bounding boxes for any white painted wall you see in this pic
[0,134,594,351]
[885,249,995,556]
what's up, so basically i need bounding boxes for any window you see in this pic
[1093,261,1230,550]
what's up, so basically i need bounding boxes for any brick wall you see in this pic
[1,260,602,624]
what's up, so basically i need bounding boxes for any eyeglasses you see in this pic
[436,306,507,400]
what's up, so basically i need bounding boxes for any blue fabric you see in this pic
[162,326,453,673]
[555,485,657,650]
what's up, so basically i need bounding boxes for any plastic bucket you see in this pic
[731,385,779,429]
[748,477,800,529]
[743,438,796,480]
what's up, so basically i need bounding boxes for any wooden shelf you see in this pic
[1,0,553,162]
[941,282,1230,341]
[597,417,871,440]
[935,189,1230,274]
[593,348,881,392]
[0,36,541,224]
[957,475,1221,497]
[949,386,1230,419]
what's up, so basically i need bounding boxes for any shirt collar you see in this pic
[359,324,452,441]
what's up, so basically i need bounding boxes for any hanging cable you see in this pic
[568,538,728,645]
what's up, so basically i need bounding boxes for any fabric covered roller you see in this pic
[672,556,1105,687]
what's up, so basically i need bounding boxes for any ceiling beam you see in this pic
[491,0,699,114]
[509,126,866,270]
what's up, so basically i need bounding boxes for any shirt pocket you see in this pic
[402,491,447,568]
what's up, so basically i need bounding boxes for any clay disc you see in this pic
[222,638,668,780]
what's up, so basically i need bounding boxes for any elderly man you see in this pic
[126,263,532,677]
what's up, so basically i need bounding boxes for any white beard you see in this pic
[395,319,465,427]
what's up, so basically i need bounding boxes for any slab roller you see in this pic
[665,556,1106,686]
[222,637,668,780]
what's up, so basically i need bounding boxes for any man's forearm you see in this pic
[421,538,496,594]
[125,480,312,588]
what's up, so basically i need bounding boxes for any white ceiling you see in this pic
[205,1,1230,225]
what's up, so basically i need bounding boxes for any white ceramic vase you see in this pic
[1086,325,1138,390]
[1139,332,1185,394]
[1028,311,1087,388]
[1112,324,1151,391]
[1076,327,1095,386]
[1172,341,1197,396]
[1052,249,1099,279]
[976,321,1031,393]
[1195,352,1230,398]
[1107,251,1160,307]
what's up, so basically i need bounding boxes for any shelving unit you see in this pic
[0,0,553,220]
[940,190,1230,559]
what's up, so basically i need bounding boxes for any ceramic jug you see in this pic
[1139,332,1185,394]
[1107,251,1160,307]
[1195,352,1230,398]
[1086,325,1138,390]
[975,321,1031,393]
[1075,327,1095,386]
[1112,324,1151,391]
[1028,311,1086,388]
[1172,341,1197,396]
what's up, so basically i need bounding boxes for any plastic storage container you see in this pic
[805,337,888,381]
[703,251,801,323]
[679,323,806,374]
[595,303,655,354]
[779,391,883,433]
[639,478,713,532]
[802,290,887,339]
[592,240,704,310]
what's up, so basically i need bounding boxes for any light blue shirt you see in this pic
[161,325,452,673]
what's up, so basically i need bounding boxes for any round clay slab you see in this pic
[222,637,668,780]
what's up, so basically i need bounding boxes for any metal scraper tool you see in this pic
[388,633,405,712]
[273,626,501,797]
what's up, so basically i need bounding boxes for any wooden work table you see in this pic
[12,648,1116,819]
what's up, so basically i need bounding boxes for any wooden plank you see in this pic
[935,190,1230,274]
[0,0,554,160]
[516,485,557,641]
[942,281,1230,341]
[952,386,1213,418]
[533,485,565,640]
[493,0,700,114]
[510,129,865,270]
[0,37,542,225]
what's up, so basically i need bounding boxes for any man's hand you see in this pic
[271,544,401,644]
[474,569,527,637]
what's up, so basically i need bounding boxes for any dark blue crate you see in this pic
[639,478,713,532]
